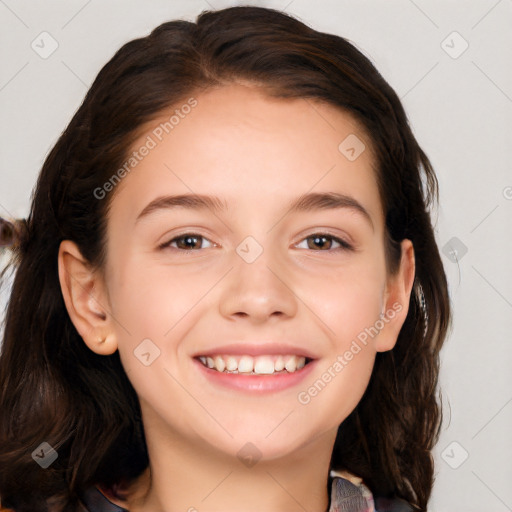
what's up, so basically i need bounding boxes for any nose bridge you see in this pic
[218,235,298,321]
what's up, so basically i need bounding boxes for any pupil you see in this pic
[182,236,199,249]
[311,235,329,250]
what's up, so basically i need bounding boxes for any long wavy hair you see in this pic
[0,6,451,511]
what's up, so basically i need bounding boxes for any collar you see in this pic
[328,469,375,511]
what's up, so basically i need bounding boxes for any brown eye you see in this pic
[297,233,353,252]
[159,233,214,251]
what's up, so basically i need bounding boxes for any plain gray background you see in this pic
[1,1,511,510]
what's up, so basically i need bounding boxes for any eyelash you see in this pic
[159,232,354,253]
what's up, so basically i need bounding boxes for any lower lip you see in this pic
[193,358,317,393]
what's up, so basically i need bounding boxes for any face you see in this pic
[97,83,409,462]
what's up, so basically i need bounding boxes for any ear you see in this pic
[375,239,416,352]
[58,239,118,355]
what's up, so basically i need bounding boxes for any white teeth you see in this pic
[225,356,237,371]
[284,356,297,373]
[214,356,225,372]
[253,356,275,375]
[238,355,254,373]
[198,354,309,374]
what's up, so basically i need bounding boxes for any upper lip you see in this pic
[193,343,318,360]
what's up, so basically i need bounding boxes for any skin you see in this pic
[59,83,415,512]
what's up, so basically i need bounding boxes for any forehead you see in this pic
[109,83,383,229]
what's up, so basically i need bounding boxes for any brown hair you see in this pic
[0,6,451,511]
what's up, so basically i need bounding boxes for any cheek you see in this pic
[107,259,217,395]
[299,259,385,347]
[108,258,204,343]
[295,337,376,438]
[290,259,384,425]
[108,262,203,423]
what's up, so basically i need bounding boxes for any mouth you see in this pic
[195,354,314,375]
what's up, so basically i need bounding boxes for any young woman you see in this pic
[0,6,451,512]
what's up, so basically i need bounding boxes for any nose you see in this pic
[218,244,298,324]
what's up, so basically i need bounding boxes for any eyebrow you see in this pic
[135,192,374,231]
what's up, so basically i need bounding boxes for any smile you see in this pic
[196,354,311,375]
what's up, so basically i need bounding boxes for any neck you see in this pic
[122,405,338,512]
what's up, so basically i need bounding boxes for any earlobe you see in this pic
[375,239,416,352]
[57,240,118,355]
[92,333,117,355]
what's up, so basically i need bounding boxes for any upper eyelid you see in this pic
[295,233,353,250]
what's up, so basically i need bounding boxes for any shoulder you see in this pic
[79,486,129,512]
[0,487,127,512]
[374,496,415,512]
[329,470,414,512]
